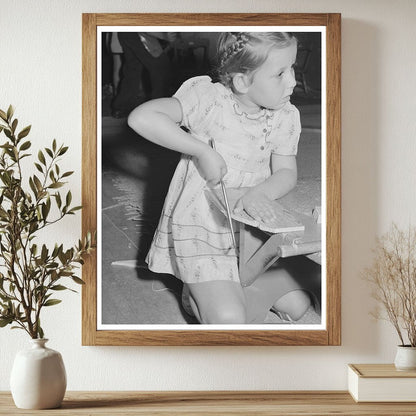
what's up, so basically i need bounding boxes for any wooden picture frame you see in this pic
[82,13,341,346]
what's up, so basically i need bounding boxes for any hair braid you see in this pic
[220,32,250,67]
[216,32,297,90]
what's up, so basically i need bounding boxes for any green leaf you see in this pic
[48,182,64,189]
[38,325,44,339]
[19,140,31,151]
[51,244,59,258]
[41,244,48,262]
[69,206,82,213]
[29,177,38,197]
[47,262,59,269]
[38,150,46,165]
[41,202,50,220]
[29,222,39,234]
[45,148,53,158]
[56,244,63,258]
[6,105,14,122]
[0,109,7,121]
[50,285,68,291]
[0,317,13,327]
[55,192,62,208]
[4,129,12,140]
[33,175,43,192]
[58,146,68,156]
[31,244,38,256]
[34,162,43,173]
[0,173,8,186]
[65,191,72,207]
[58,250,67,264]
[11,118,18,133]
[52,139,57,152]
[43,299,62,307]
[71,276,85,285]
[17,125,31,140]
[61,171,74,178]
[43,292,51,302]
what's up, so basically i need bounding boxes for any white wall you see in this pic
[1,0,416,391]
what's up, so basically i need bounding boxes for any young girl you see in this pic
[128,32,314,324]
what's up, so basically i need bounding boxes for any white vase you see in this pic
[394,345,416,371]
[10,338,67,409]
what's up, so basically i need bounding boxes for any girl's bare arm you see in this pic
[127,98,226,185]
[234,154,297,222]
[254,153,297,199]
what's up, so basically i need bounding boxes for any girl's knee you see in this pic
[187,281,247,324]
[201,304,246,325]
[273,290,311,322]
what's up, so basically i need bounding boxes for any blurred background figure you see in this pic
[111,32,177,118]
[101,33,114,100]
[102,33,124,103]
[109,33,124,96]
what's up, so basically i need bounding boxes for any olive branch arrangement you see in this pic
[362,223,416,347]
[0,105,95,339]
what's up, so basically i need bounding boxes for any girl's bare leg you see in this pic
[183,258,319,324]
[186,281,247,324]
[271,290,311,321]
[244,259,315,324]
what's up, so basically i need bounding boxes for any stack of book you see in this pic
[348,364,416,402]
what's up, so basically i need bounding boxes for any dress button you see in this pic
[263,128,267,133]
[260,146,265,150]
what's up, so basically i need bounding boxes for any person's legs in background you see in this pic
[111,33,146,118]
[112,32,173,118]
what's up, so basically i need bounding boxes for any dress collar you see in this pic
[229,92,274,121]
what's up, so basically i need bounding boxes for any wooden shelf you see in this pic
[1,391,416,415]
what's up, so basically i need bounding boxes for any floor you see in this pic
[100,90,322,326]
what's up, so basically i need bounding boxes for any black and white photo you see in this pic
[81,13,341,346]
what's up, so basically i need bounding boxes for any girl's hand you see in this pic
[194,147,227,186]
[234,188,278,224]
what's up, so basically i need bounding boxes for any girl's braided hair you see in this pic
[216,32,297,90]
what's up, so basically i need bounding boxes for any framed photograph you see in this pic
[82,13,341,346]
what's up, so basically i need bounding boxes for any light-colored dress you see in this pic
[146,76,301,284]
